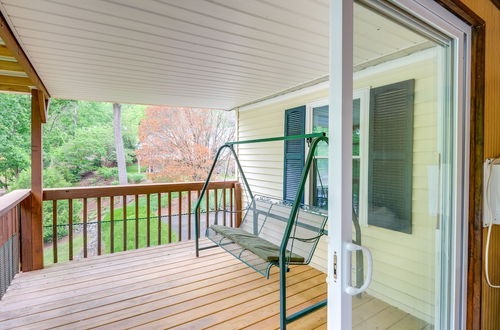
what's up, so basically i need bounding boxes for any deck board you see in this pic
[0,239,430,329]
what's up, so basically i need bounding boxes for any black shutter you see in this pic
[283,106,306,202]
[368,80,414,234]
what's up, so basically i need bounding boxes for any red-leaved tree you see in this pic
[137,106,235,182]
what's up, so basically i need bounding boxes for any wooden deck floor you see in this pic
[0,240,429,329]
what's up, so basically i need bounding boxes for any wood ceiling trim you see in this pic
[0,59,23,72]
[0,83,30,93]
[0,45,14,58]
[0,74,32,86]
[0,11,49,97]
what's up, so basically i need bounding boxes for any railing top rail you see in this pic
[0,189,30,217]
[43,180,238,201]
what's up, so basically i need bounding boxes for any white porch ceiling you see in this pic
[0,0,429,109]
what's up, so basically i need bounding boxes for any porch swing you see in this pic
[194,132,329,328]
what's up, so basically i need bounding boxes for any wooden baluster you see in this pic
[206,189,210,230]
[234,183,243,227]
[135,195,139,249]
[123,195,127,251]
[52,200,57,264]
[68,199,73,260]
[83,198,88,258]
[110,196,114,253]
[97,197,101,256]
[223,188,227,226]
[178,192,182,242]
[197,190,201,238]
[188,191,192,240]
[157,193,162,245]
[230,187,234,227]
[168,192,172,243]
[146,194,151,247]
[214,189,218,225]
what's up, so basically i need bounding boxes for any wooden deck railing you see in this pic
[0,189,31,299]
[42,181,242,265]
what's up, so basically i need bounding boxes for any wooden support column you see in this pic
[27,89,45,270]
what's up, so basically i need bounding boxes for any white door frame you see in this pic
[327,0,471,329]
[327,0,354,329]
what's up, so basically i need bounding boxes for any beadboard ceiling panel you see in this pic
[0,0,429,109]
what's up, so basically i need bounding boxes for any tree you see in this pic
[137,106,235,182]
[51,125,114,180]
[113,103,128,185]
[0,94,31,189]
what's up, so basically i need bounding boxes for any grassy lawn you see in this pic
[99,189,231,253]
[44,233,84,266]
[101,193,178,253]
[126,163,146,174]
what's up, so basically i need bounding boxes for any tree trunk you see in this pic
[113,103,128,185]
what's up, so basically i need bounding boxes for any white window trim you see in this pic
[305,88,370,227]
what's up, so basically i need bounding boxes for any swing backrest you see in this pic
[239,195,327,264]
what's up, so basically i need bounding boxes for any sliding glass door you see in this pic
[327,1,470,329]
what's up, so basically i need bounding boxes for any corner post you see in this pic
[29,89,46,270]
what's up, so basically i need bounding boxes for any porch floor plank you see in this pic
[0,239,430,329]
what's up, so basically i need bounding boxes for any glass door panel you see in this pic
[350,3,453,329]
[327,0,470,327]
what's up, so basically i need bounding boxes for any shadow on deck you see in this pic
[0,239,429,329]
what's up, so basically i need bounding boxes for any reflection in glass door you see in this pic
[326,0,469,328]
[351,3,452,329]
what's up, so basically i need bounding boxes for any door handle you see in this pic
[344,242,373,295]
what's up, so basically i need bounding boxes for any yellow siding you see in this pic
[238,89,328,198]
[355,53,438,324]
[237,48,440,323]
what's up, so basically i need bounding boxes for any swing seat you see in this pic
[207,195,327,278]
[210,225,305,263]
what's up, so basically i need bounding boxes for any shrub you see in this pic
[96,167,118,180]
[127,173,145,184]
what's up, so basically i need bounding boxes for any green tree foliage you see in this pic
[0,93,145,189]
[0,94,31,188]
[0,94,145,244]
[45,101,144,182]
[121,104,145,163]
[52,125,115,180]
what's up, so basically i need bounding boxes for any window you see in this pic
[309,95,366,216]
[311,105,328,209]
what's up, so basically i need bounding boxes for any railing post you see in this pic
[20,195,33,271]
[234,182,243,227]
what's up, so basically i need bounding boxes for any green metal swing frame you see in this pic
[194,132,328,329]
